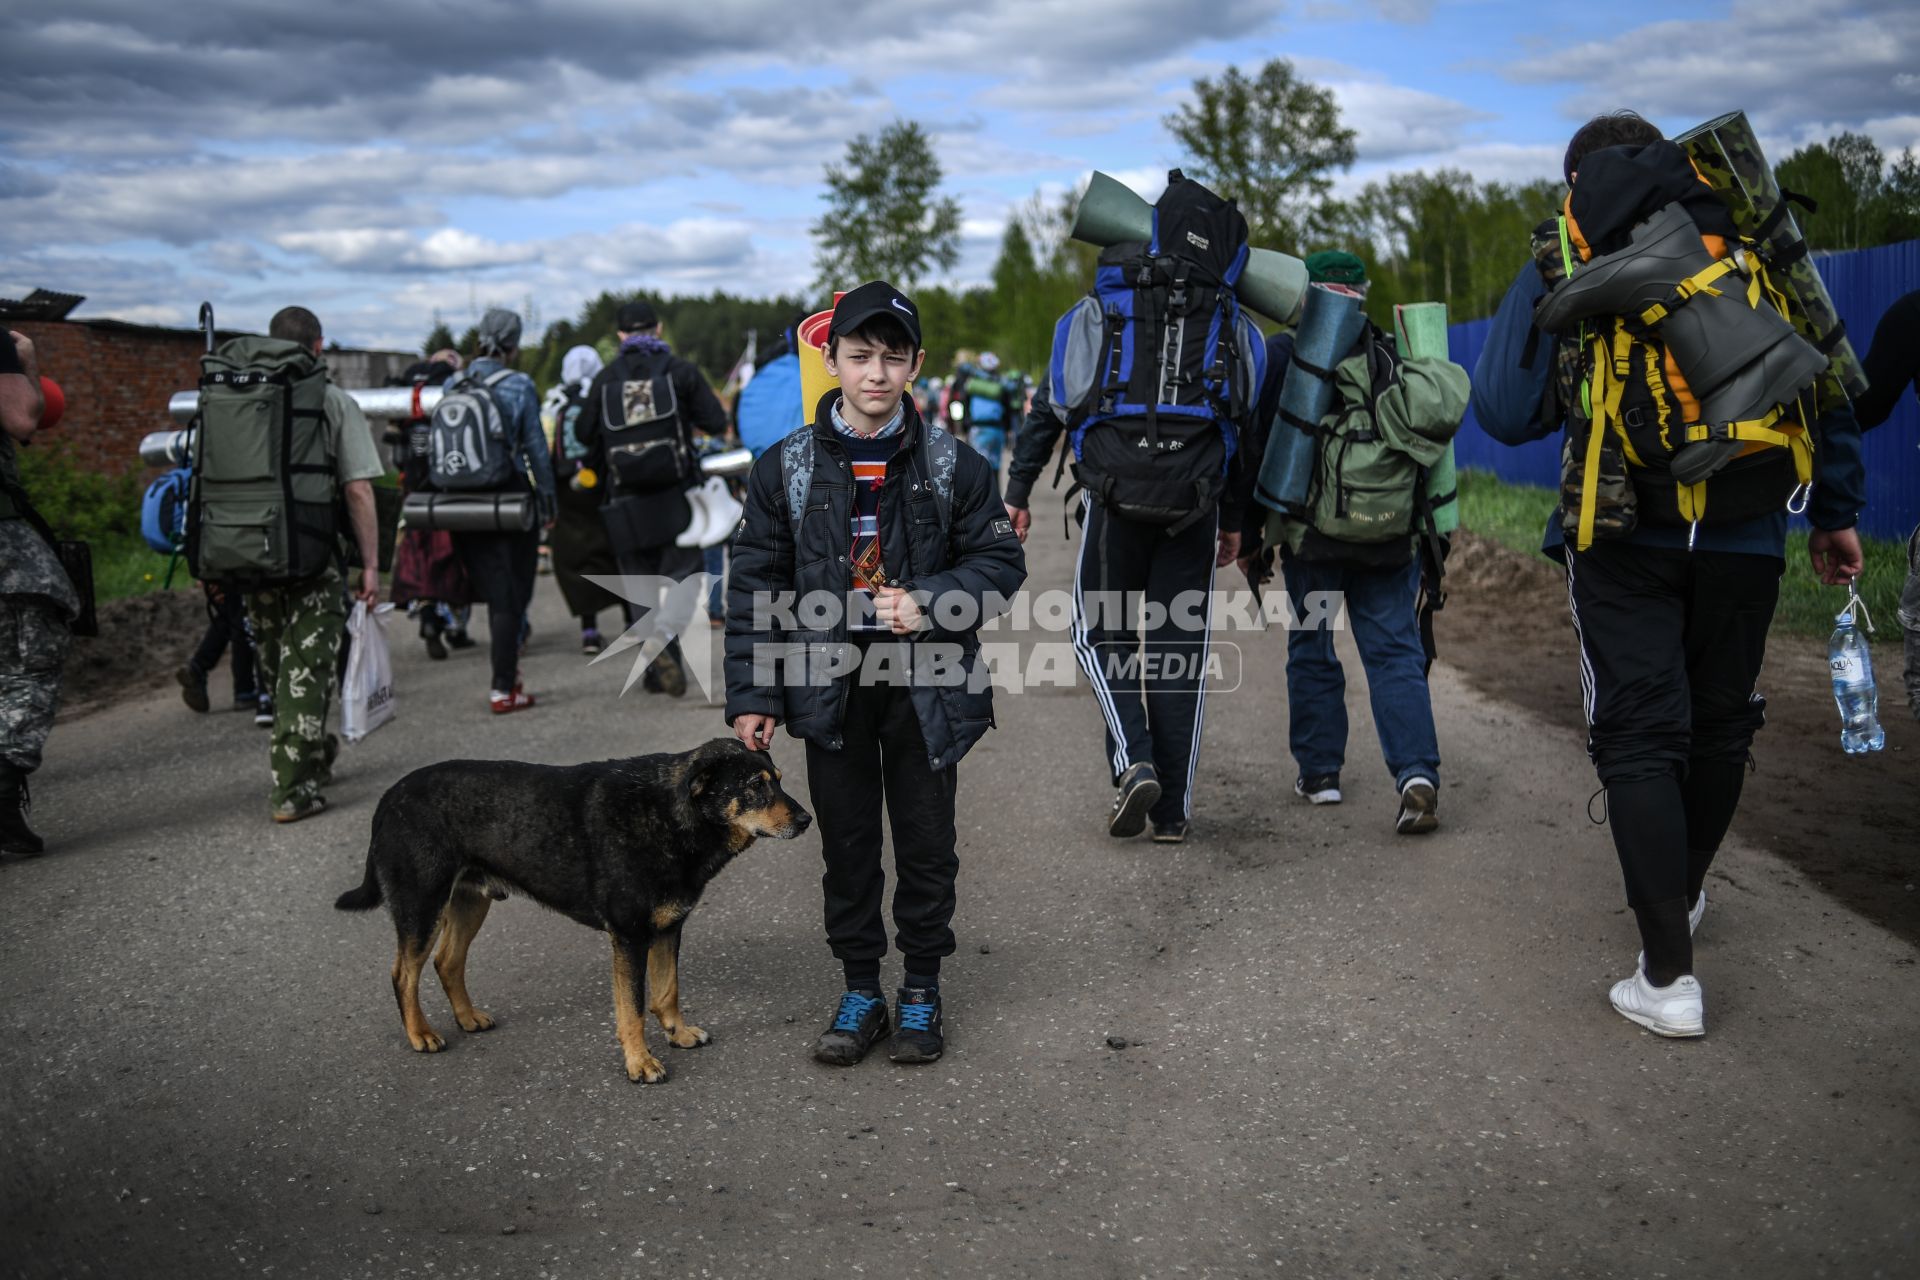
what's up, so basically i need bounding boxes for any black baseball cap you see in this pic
[829,280,921,350]
[616,299,659,331]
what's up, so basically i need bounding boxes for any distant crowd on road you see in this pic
[5,105,1920,1060]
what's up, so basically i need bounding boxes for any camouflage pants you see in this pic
[249,569,345,808]
[0,600,70,774]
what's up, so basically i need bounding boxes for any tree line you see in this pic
[426,60,1920,385]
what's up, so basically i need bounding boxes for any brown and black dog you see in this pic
[334,738,810,1083]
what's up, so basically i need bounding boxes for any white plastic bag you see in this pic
[341,601,396,742]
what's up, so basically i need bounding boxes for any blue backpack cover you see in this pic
[141,466,193,554]
[1047,171,1266,530]
[736,350,804,459]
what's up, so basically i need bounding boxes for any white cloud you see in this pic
[1504,0,1920,138]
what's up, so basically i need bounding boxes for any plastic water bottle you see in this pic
[1829,588,1886,754]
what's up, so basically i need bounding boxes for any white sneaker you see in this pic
[1609,963,1705,1038]
[1688,888,1707,936]
[1293,774,1341,805]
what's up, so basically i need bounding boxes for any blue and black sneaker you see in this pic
[813,989,889,1066]
[888,986,944,1064]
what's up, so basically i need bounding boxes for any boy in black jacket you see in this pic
[725,282,1027,1066]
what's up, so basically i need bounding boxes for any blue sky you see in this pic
[2,0,1914,351]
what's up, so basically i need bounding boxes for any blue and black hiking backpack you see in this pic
[1047,171,1267,532]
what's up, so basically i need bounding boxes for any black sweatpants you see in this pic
[1566,541,1779,923]
[189,585,256,698]
[1071,496,1219,824]
[613,541,704,671]
[452,528,540,693]
[805,652,959,978]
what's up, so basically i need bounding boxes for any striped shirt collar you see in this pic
[829,395,905,441]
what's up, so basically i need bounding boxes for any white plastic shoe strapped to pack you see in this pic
[341,602,397,743]
[675,477,745,549]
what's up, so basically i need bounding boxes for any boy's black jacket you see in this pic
[724,391,1028,770]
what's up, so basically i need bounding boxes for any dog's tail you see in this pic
[334,863,382,912]
[335,820,384,912]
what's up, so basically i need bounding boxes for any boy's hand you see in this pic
[1215,531,1242,569]
[734,714,779,751]
[1006,504,1030,544]
[1808,528,1863,586]
[874,586,925,634]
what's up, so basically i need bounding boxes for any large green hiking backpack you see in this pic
[1301,323,1467,550]
[186,335,339,587]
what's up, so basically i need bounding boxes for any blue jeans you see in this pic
[1280,557,1439,788]
[970,425,1006,476]
[704,544,727,618]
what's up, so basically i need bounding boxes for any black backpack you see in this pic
[600,352,693,493]
[1046,171,1267,532]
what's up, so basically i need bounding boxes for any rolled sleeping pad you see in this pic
[1070,170,1309,324]
[1069,171,1153,246]
[1533,202,1826,485]
[700,447,754,479]
[1253,284,1368,516]
[1676,110,1867,406]
[140,428,195,468]
[169,383,446,425]
[400,491,536,533]
[1393,302,1450,361]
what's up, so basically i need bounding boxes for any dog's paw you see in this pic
[624,1053,668,1084]
[668,1024,711,1049]
[456,1008,496,1033]
[408,1027,447,1053]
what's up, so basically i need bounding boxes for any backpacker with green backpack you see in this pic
[186,335,340,588]
[1274,321,1468,568]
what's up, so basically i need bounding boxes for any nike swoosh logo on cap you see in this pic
[891,298,914,315]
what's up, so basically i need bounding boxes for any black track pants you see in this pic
[1070,497,1219,824]
[1565,541,1780,908]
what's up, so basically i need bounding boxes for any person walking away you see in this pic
[957,351,1018,476]
[1005,171,1266,844]
[390,350,475,660]
[438,309,556,713]
[576,300,728,697]
[175,580,258,715]
[192,306,382,823]
[0,330,77,854]
[547,344,631,654]
[725,281,1026,1066]
[1240,252,1465,833]
[1851,288,1920,722]
[1472,112,1866,1036]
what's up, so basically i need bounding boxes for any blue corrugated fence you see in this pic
[1448,239,1920,539]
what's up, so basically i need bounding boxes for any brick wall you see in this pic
[13,321,202,478]
[12,321,417,478]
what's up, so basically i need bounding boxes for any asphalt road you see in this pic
[3,522,1916,1279]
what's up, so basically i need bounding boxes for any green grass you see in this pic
[91,533,190,603]
[1458,468,1908,639]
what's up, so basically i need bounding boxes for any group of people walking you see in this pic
[2,105,1915,1064]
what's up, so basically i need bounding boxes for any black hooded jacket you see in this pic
[723,391,1028,770]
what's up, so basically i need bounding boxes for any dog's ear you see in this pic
[681,739,743,807]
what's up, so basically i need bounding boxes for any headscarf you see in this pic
[476,307,522,356]
[561,344,603,394]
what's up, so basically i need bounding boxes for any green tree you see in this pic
[1164,58,1357,251]
[1882,147,1920,243]
[1311,171,1562,323]
[812,120,963,290]
[422,314,456,356]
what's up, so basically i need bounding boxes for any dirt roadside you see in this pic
[1436,530,1920,945]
